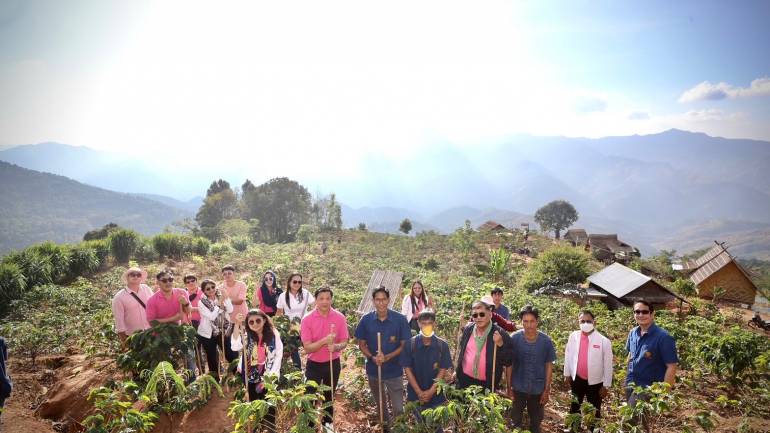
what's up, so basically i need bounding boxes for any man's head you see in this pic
[122,267,146,285]
[156,270,174,293]
[578,310,595,333]
[519,304,539,333]
[314,287,334,311]
[417,310,436,337]
[633,300,654,327]
[183,274,197,289]
[490,287,504,305]
[471,301,493,328]
[221,265,235,282]
[372,285,389,313]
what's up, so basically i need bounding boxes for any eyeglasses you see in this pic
[471,312,487,319]
[159,278,174,283]
[580,320,594,324]
[128,272,142,277]
[634,310,651,315]
[291,280,302,285]
[248,319,263,325]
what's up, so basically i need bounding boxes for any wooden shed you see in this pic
[587,262,682,309]
[478,221,507,233]
[685,242,757,305]
[564,229,589,247]
[356,270,404,315]
[588,234,640,265]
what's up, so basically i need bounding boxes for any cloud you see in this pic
[573,95,607,113]
[684,109,745,122]
[678,77,770,103]
[628,111,650,120]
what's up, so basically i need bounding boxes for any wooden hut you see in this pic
[478,221,507,233]
[564,229,589,247]
[587,262,682,309]
[588,234,640,265]
[685,241,758,305]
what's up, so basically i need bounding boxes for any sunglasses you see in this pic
[128,272,142,277]
[248,318,263,325]
[159,278,174,283]
[580,320,594,324]
[471,312,487,319]
[634,310,651,315]
[291,280,302,285]
[204,286,216,291]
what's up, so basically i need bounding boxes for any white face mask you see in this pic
[580,323,594,333]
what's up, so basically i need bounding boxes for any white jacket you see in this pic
[401,294,431,322]
[231,328,283,378]
[563,329,614,387]
[196,298,233,339]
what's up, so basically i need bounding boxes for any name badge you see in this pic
[593,344,600,349]
[389,335,397,343]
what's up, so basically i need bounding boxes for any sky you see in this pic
[1,0,769,181]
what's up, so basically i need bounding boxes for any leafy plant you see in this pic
[82,381,158,433]
[230,236,250,252]
[191,236,210,256]
[488,247,511,282]
[700,326,770,385]
[67,243,101,280]
[0,262,26,315]
[518,246,591,292]
[117,324,197,375]
[108,228,140,263]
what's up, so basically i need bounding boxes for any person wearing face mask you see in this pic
[563,310,613,431]
[399,310,453,433]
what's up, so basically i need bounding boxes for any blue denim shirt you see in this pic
[399,335,453,406]
[625,324,678,387]
[511,330,557,395]
[355,309,411,379]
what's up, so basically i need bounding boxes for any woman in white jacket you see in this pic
[196,279,233,381]
[232,309,283,433]
[563,310,613,427]
[401,280,434,331]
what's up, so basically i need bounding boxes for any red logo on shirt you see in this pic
[593,344,600,349]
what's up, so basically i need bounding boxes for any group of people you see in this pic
[112,266,679,433]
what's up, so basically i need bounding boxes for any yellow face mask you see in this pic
[420,324,434,338]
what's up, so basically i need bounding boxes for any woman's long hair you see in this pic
[284,272,304,308]
[245,309,275,345]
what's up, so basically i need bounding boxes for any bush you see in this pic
[108,229,140,263]
[31,241,71,283]
[700,326,770,384]
[67,244,101,279]
[84,239,110,267]
[230,236,250,252]
[210,243,232,257]
[3,249,54,288]
[134,238,159,262]
[518,246,591,292]
[152,233,188,259]
[0,263,26,315]
[295,224,317,243]
[117,324,197,374]
[191,237,210,256]
[83,222,120,241]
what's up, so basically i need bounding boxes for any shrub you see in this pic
[518,246,591,292]
[152,233,188,259]
[67,244,101,279]
[82,381,158,433]
[117,324,197,374]
[108,229,140,263]
[210,243,232,257]
[295,224,317,243]
[31,241,71,282]
[134,238,159,262]
[230,236,250,252]
[191,237,210,256]
[3,248,54,288]
[84,239,111,267]
[700,326,770,385]
[0,263,26,315]
[83,222,120,241]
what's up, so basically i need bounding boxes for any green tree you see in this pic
[311,193,343,231]
[83,222,120,241]
[399,218,413,235]
[534,200,579,239]
[195,180,239,238]
[357,222,367,231]
[518,245,591,292]
[241,177,312,243]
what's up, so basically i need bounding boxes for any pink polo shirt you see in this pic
[577,333,589,380]
[112,284,153,335]
[218,280,248,322]
[300,308,349,363]
[146,288,188,324]
[462,332,488,381]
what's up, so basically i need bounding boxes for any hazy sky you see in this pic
[1,0,769,180]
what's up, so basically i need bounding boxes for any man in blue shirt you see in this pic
[400,310,453,433]
[490,287,510,320]
[355,286,411,432]
[510,305,556,433]
[625,300,678,406]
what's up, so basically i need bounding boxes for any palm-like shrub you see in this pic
[108,229,140,263]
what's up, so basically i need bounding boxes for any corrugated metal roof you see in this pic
[689,242,757,288]
[587,262,651,298]
[356,270,403,315]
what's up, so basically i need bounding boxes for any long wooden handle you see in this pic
[491,343,498,393]
[377,332,384,433]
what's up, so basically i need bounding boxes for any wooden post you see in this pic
[491,343,498,394]
[377,332,384,433]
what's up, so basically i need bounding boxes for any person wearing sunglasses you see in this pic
[232,309,283,433]
[624,300,678,408]
[256,270,283,317]
[510,305,556,433]
[563,310,613,431]
[276,273,315,368]
[183,274,202,329]
[196,279,233,380]
[112,267,153,346]
[455,299,513,395]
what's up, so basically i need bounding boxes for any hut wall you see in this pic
[696,262,756,304]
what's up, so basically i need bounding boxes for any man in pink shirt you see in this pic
[146,271,190,325]
[563,310,613,430]
[216,264,247,364]
[300,287,349,432]
[112,267,153,346]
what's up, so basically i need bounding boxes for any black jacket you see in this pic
[455,323,513,391]
[0,336,11,402]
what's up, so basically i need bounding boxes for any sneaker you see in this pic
[323,422,335,433]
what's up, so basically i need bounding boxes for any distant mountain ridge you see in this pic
[0,161,192,254]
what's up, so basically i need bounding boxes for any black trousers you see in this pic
[306,358,341,425]
[196,334,223,380]
[248,381,276,433]
[569,376,603,418]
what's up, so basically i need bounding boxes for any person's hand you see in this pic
[374,352,386,366]
[492,330,503,347]
[600,386,609,399]
[236,313,245,324]
[419,390,432,404]
[539,387,551,405]
[326,332,336,346]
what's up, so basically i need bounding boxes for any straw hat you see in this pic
[121,267,148,285]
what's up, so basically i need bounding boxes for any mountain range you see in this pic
[2,129,769,259]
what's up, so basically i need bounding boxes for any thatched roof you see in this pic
[478,221,507,231]
[589,234,638,255]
